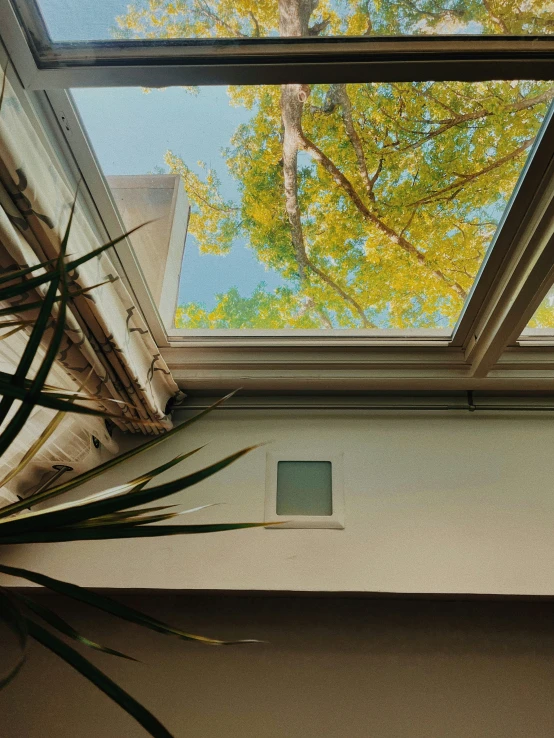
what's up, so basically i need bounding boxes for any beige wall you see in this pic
[2,410,554,595]
[2,593,554,738]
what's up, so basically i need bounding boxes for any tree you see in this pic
[118,1,554,329]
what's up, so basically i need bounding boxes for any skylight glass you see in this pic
[35,0,554,43]
[525,286,554,331]
[72,79,552,331]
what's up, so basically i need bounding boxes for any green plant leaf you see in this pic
[0,588,27,689]
[0,259,68,459]
[74,505,178,527]
[0,369,93,490]
[76,504,216,529]
[0,406,66,489]
[0,446,206,528]
[0,187,77,442]
[0,564,259,646]
[0,278,118,320]
[128,446,208,489]
[0,251,62,428]
[0,392,237,519]
[0,324,27,341]
[16,594,137,661]
[0,522,266,543]
[0,381,126,417]
[0,446,257,535]
[0,60,7,114]
[0,223,151,302]
[0,320,35,329]
[0,256,60,287]
[26,619,173,738]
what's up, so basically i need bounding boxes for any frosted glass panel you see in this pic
[276,461,332,517]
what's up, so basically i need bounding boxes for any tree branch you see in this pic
[277,0,465,318]
[298,134,468,299]
[305,258,374,327]
[194,0,248,37]
[390,85,554,154]
[298,296,333,328]
[334,84,375,201]
[482,0,510,33]
[280,82,374,326]
[248,11,261,37]
[408,138,534,208]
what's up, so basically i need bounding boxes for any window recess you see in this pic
[3,0,554,389]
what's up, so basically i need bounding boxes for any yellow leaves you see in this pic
[364,247,381,266]
[165,150,239,255]
[528,290,554,329]
[114,3,553,330]
[249,202,275,228]
[115,0,554,41]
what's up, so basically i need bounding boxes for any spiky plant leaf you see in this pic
[0,446,257,535]
[0,588,27,688]
[15,594,136,661]
[0,223,151,302]
[0,393,237,519]
[0,564,260,646]
[26,619,173,738]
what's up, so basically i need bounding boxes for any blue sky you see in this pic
[73,86,285,308]
[40,0,285,310]
[37,0,133,42]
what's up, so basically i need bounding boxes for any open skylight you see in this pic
[73,79,551,332]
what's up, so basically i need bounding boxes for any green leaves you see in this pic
[0,392,238,518]
[0,445,258,539]
[0,588,27,689]
[127,4,553,331]
[26,619,174,738]
[0,222,151,303]
[0,521,266,543]
[18,594,137,661]
[0,564,257,647]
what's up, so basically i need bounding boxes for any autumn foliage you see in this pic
[117,1,554,329]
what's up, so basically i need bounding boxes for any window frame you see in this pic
[3,0,554,390]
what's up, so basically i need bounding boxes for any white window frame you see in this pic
[3,0,554,390]
[265,449,345,529]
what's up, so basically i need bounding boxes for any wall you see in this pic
[2,409,554,594]
[2,593,554,738]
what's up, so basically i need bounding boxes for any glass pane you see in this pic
[525,285,554,331]
[73,80,551,332]
[36,1,554,42]
[276,461,333,516]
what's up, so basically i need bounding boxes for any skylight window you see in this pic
[33,0,554,42]
[72,79,551,332]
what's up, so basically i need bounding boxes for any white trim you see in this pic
[0,0,40,88]
[162,344,554,391]
[175,394,554,412]
[265,450,344,530]
[465,166,554,376]
[452,105,554,347]
[169,328,452,342]
[158,182,190,331]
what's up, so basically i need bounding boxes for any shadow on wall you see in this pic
[2,593,554,738]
